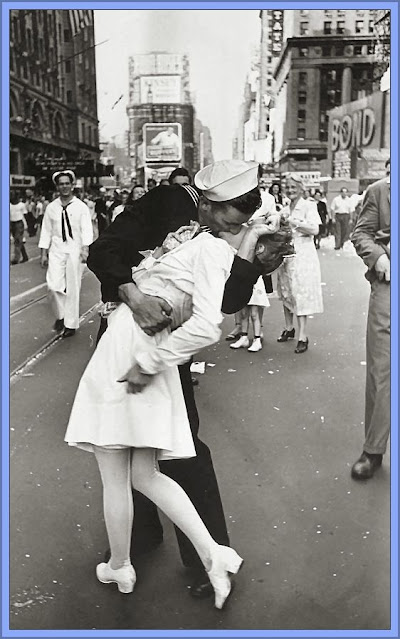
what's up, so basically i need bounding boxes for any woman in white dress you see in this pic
[276,174,324,353]
[65,160,275,609]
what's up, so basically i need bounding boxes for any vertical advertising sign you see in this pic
[143,123,182,162]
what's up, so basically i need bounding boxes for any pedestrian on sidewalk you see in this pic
[350,166,390,481]
[229,277,270,352]
[276,173,323,354]
[66,160,269,607]
[38,170,93,338]
[10,194,29,264]
[95,187,110,236]
[87,160,280,600]
[330,187,353,250]
[313,190,328,250]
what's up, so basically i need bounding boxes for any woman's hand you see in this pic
[117,363,152,394]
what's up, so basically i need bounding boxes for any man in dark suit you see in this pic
[87,169,278,596]
[350,168,390,480]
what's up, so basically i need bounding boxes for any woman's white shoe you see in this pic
[230,335,250,349]
[207,545,243,609]
[248,337,263,352]
[96,561,136,594]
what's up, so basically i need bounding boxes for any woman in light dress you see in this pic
[276,174,324,353]
[64,160,278,609]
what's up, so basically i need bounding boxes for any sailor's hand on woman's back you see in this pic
[118,282,172,336]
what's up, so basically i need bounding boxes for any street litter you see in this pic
[190,361,205,374]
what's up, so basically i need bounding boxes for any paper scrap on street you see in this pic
[190,361,205,374]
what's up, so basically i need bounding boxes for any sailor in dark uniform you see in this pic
[87,161,278,597]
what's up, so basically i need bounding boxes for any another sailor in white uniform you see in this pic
[39,170,93,337]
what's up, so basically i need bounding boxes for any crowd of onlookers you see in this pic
[9,167,195,265]
[10,166,367,268]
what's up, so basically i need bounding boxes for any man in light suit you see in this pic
[350,163,390,480]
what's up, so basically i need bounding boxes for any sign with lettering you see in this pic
[10,174,36,187]
[143,123,182,162]
[329,92,384,153]
[30,157,96,176]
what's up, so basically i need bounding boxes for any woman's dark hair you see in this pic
[256,220,295,274]
[220,186,262,217]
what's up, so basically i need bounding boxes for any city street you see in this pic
[9,237,390,632]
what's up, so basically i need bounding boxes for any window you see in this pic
[368,44,375,55]
[324,22,332,34]
[298,90,307,104]
[297,128,306,140]
[299,71,307,85]
[369,20,375,33]
[267,56,272,64]
[354,45,363,55]
[299,47,309,57]
[300,22,309,35]
[67,90,72,103]
[355,20,364,33]
[336,21,345,34]
[267,78,272,87]
[298,109,306,122]
[65,60,71,73]
[64,29,71,42]
[324,9,332,16]
[78,53,83,64]
[333,45,344,56]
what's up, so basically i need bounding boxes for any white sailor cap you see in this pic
[52,170,76,185]
[194,160,259,202]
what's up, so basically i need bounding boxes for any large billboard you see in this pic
[139,75,181,104]
[144,123,182,162]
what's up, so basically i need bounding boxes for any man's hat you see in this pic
[194,160,259,202]
[52,170,76,185]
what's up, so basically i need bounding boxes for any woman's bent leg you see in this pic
[131,448,215,569]
[94,446,133,569]
[131,448,242,608]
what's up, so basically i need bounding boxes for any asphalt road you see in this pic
[9,236,391,632]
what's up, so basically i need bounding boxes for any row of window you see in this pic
[298,43,375,58]
[301,9,366,16]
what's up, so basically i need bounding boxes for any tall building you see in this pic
[270,9,379,179]
[126,52,198,183]
[10,9,101,193]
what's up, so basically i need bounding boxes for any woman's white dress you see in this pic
[65,233,235,461]
[248,276,270,308]
[277,198,324,316]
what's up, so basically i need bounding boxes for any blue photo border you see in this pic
[1,1,398,637]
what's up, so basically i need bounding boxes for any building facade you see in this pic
[10,9,101,194]
[272,9,378,179]
[236,9,388,188]
[126,52,209,184]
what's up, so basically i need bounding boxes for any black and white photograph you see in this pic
[8,6,393,633]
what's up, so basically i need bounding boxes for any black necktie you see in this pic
[61,203,73,242]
